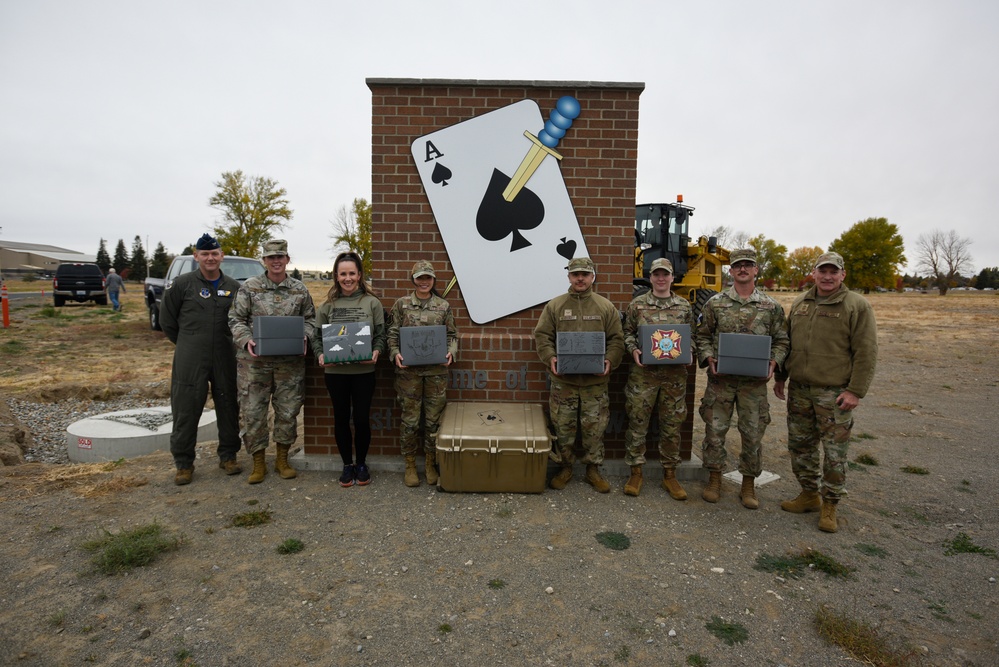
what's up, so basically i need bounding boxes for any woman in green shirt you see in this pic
[312,252,386,487]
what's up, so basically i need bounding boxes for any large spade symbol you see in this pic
[476,168,545,251]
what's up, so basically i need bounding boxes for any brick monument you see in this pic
[302,78,696,466]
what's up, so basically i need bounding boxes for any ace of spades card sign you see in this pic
[411,98,589,324]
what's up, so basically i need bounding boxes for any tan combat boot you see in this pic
[275,445,297,479]
[174,468,193,486]
[702,470,722,503]
[219,459,242,476]
[585,464,610,493]
[740,475,759,509]
[404,455,420,487]
[623,466,643,497]
[248,451,266,484]
[818,501,838,533]
[662,468,687,500]
[780,490,822,513]
[425,451,439,485]
[550,465,573,490]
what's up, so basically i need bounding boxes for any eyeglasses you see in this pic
[731,262,755,271]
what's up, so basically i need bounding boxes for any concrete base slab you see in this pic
[292,453,710,482]
[293,452,780,491]
[67,407,217,463]
[723,469,781,487]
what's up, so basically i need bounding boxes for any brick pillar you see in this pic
[304,78,699,463]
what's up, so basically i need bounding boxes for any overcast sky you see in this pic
[2,1,997,276]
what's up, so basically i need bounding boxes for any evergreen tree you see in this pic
[974,266,999,290]
[150,242,170,278]
[130,236,148,282]
[112,239,130,276]
[96,238,112,274]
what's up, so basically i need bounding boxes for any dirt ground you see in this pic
[0,289,997,667]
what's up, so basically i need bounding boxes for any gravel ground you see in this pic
[1,298,998,666]
[2,369,998,667]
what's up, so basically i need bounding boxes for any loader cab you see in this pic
[635,200,694,287]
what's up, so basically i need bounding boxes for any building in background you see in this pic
[0,241,96,279]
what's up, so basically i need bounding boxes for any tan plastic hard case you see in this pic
[436,402,552,493]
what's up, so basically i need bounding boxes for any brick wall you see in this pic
[304,79,695,461]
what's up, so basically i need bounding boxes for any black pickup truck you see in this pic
[52,263,106,307]
[145,255,263,330]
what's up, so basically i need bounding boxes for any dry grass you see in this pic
[0,460,147,502]
[3,289,993,398]
[0,288,993,407]
[0,281,337,399]
[1,277,52,293]
[814,605,920,666]
[79,475,149,498]
[0,290,172,398]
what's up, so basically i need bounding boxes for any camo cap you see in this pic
[412,260,436,278]
[814,251,845,270]
[261,239,288,258]
[650,258,674,274]
[729,248,757,265]
[567,257,596,274]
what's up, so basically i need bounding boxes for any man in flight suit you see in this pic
[160,233,243,485]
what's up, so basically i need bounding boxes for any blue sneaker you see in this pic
[355,464,371,486]
[338,464,355,487]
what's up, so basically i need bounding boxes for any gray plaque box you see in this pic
[717,333,771,377]
[639,323,692,365]
[400,325,448,365]
[321,322,373,363]
[252,316,305,356]
[556,331,605,374]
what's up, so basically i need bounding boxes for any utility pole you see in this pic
[1,225,9,328]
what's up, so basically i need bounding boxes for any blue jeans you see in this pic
[108,291,120,310]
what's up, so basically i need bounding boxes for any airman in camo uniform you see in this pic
[774,252,877,533]
[534,257,625,494]
[694,248,789,509]
[387,260,458,488]
[622,258,696,499]
[228,240,316,484]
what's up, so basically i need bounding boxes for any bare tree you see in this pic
[329,198,372,275]
[916,231,974,295]
[706,225,750,251]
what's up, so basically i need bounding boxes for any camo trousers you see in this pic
[699,374,771,476]
[236,358,305,455]
[786,381,853,500]
[623,365,687,467]
[549,379,609,466]
[395,369,447,457]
